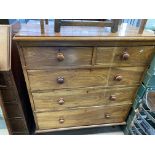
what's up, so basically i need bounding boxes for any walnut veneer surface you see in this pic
[14,21,155,133]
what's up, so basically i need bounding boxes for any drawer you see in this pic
[28,68,109,91]
[23,47,93,69]
[32,87,107,111]
[95,46,154,67]
[32,86,135,111]
[108,66,146,86]
[36,104,131,130]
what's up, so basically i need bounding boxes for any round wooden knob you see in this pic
[122,52,130,60]
[57,77,64,84]
[59,117,65,124]
[57,53,64,61]
[114,75,122,81]
[58,98,65,105]
[105,114,111,118]
[109,95,116,101]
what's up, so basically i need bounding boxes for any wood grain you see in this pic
[105,86,137,104]
[36,104,131,130]
[17,40,155,47]
[94,47,115,66]
[108,66,146,86]
[28,68,109,91]
[32,86,135,112]
[23,47,93,69]
[28,67,145,91]
[95,46,155,67]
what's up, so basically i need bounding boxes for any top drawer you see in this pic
[95,46,154,67]
[23,47,93,69]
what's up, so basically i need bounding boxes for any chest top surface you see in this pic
[13,21,155,42]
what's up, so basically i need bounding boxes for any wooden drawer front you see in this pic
[95,47,115,66]
[23,47,93,69]
[28,68,109,91]
[36,104,131,130]
[108,67,145,86]
[1,88,16,102]
[32,86,135,111]
[95,46,154,67]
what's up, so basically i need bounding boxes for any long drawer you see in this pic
[28,67,144,91]
[23,47,93,69]
[36,104,131,130]
[95,46,154,67]
[32,86,136,111]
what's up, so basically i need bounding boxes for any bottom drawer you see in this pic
[36,104,131,130]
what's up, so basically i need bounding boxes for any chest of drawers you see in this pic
[14,23,155,133]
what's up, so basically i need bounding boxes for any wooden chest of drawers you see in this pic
[14,23,155,133]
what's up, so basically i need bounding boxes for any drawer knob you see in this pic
[109,95,116,101]
[122,52,130,60]
[105,114,111,118]
[58,98,65,105]
[114,75,122,81]
[59,117,65,124]
[57,77,64,84]
[57,53,64,61]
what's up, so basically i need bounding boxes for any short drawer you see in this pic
[23,47,93,69]
[32,86,136,111]
[36,104,131,130]
[28,68,109,91]
[95,46,154,67]
[108,66,146,86]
